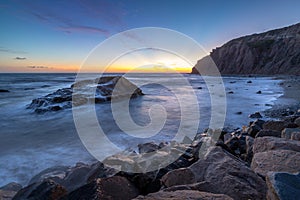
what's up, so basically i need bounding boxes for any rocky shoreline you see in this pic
[1,107,299,199]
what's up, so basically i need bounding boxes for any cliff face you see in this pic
[192,23,300,75]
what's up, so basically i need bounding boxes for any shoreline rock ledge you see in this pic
[192,22,300,75]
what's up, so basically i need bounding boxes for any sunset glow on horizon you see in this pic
[1,0,300,73]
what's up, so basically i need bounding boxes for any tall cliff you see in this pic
[192,23,300,75]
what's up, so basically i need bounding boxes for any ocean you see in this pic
[0,73,283,186]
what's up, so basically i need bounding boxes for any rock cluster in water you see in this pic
[192,23,300,75]
[27,76,143,113]
[2,108,299,199]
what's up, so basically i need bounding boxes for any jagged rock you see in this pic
[27,76,143,113]
[248,124,262,137]
[192,23,300,75]
[295,117,300,127]
[251,119,266,128]
[291,132,300,141]
[13,179,67,200]
[256,130,281,138]
[0,182,22,200]
[138,142,160,154]
[282,128,300,139]
[244,136,254,163]
[28,162,116,193]
[133,190,233,200]
[266,172,300,200]
[253,136,300,154]
[251,150,300,177]
[161,168,195,188]
[263,120,285,131]
[249,112,263,119]
[162,147,267,200]
[67,176,139,200]
[223,135,246,156]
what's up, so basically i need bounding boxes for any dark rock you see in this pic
[0,182,22,200]
[266,172,300,200]
[244,136,254,163]
[229,81,236,83]
[162,147,267,200]
[282,128,300,139]
[138,142,160,154]
[256,130,281,138]
[161,168,195,188]
[249,112,263,118]
[285,123,299,128]
[28,162,116,193]
[263,120,285,131]
[291,132,300,141]
[118,171,162,195]
[191,23,300,75]
[197,87,202,89]
[247,80,252,83]
[235,111,242,115]
[27,76,143,113]
[256,90,262,94]
[248,124,262,137]
[0,89,9,92]
[224,136,246,155]
[13,179,67,200]
[294,117,300,127]
[67,176,139,200]
[251,119,265,128]
[29,166,70,185]
[228,91,234,94]
[133,190,233,200]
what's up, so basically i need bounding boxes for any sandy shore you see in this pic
[264,76,300,118]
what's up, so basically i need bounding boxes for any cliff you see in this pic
[192,23,300,75]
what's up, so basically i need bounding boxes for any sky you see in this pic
[1,0,300,73]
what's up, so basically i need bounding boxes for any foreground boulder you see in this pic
[266,172,300,200]
[28,162,116,193]
[251,150,300,177]
[13,179,67,200]
[253,136,300,154]
[27,76,143,113]
[133,190,233,200]
[161,146,267,200]
[67,176,139,200]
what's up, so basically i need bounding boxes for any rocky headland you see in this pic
[192,23,300,75]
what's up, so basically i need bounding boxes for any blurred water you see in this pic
[0,73,283,186]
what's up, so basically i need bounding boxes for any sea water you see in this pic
[0,73,282,185]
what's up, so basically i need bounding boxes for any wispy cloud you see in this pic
[27,65,49,69]
[14,0,128,36]
[58,25,110,36]
[14,57,26,60]
[0,46,27,54]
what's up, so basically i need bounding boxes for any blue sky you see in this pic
[1,0,300,72]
